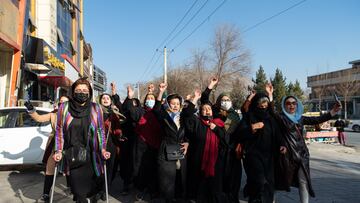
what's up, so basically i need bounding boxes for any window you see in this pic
[0,110,17,128]
[57,27,65,43]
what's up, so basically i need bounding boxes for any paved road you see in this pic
[1,142,359,203]
[344,130,360,149]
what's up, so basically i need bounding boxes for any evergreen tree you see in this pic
[252,65,267,93]
[287,82,294,95]
[292,80,304,101]
[271,68,287,110]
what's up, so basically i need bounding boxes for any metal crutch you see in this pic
[50,163,58,203]
[104,122,111,203]
[104,161,109,203]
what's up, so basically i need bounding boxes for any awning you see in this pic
[38,75,73,87]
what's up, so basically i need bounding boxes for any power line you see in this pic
[156,0,199,49]
[147,53,163,78]
[139,0,201,82]
[166,0,210,47]
[173,0,227,50]
[138,50,157,81]
[243,0,307,33]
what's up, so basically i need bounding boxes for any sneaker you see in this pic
[40,194,50,202]
[135,191,145,200]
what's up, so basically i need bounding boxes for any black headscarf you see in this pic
[249,93,271,123]
[69,80,93,118]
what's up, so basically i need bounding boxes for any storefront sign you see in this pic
[43,46,65,71]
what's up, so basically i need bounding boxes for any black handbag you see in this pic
[65,135,90,169]
[165,144,185,161]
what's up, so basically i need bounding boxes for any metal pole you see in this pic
[137,82,140,100]
[164,46,167,84]
[104,162,109,203]
[50,164,57,203]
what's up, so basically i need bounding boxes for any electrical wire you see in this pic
[166,0,210,47]
[243,0,307,33]
[156,0,199,49]
[173,0,227,50]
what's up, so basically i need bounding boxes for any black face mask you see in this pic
[201,115,213,121]
[73,93,89,104]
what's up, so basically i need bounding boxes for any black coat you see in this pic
[276,112,332,197]
[152,100,187,200]
[236,109,284,202]
[181,102,228,202]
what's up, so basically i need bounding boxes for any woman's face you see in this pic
[257,101,269,109]
[285,98,297,114]
[201,104,213,117]
[101,95,112,107]
[169,98,181,113]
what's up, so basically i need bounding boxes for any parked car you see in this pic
[348,119,360,132]
[0,107,53,165]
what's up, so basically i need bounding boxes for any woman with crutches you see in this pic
[53,78,111,203]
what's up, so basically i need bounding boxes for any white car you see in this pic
[348,120,360,132]
[0,107,53,165]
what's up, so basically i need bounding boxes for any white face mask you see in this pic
[220,101,232,111]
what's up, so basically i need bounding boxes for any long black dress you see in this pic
[201,88,242,202]
[152,99,187,201]
[236,94,283,203]
[182,102,229,203]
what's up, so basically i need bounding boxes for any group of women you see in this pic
[28,76,341,203]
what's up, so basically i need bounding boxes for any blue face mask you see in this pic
[145,100,155,108]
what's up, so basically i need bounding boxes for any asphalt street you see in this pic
[0,132,359,203]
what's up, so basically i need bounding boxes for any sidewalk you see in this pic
[0,143,359,203]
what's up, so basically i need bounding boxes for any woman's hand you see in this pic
[127,85,134,99]
[251,122,264,134]
[330,102,342,116]
[208,77,218,89]
[111,82,116,95]
[265,83,273,101]
[53,151,62,162]
[159,83,167,92]
[102,149,111,160]
[209,122,217,130]
[280,146,287,154]
[180,142,189,155]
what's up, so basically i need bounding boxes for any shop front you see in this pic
[22,36,74,104]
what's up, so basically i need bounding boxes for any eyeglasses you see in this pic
[285,101,297,106]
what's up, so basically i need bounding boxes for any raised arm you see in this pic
[200,77,218,104]
[302,102,341,125]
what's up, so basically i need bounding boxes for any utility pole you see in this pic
[164,46,167,84]
[137,82,140,100]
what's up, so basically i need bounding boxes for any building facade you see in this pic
[0,0,27,107]
[19,0,84,105]
[307,60,360,119]
[93,65,107,99]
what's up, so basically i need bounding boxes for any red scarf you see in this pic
[135,109,163,149]
[200,118,224,177]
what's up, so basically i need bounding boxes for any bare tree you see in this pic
[335,68,360,119]
[191,49,208,90]
[211,24,251,85]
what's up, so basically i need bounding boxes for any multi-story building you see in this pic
[0,0,27,107]
[93,65,107,99]
[307,60,360,118]
[20,0,84,104]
